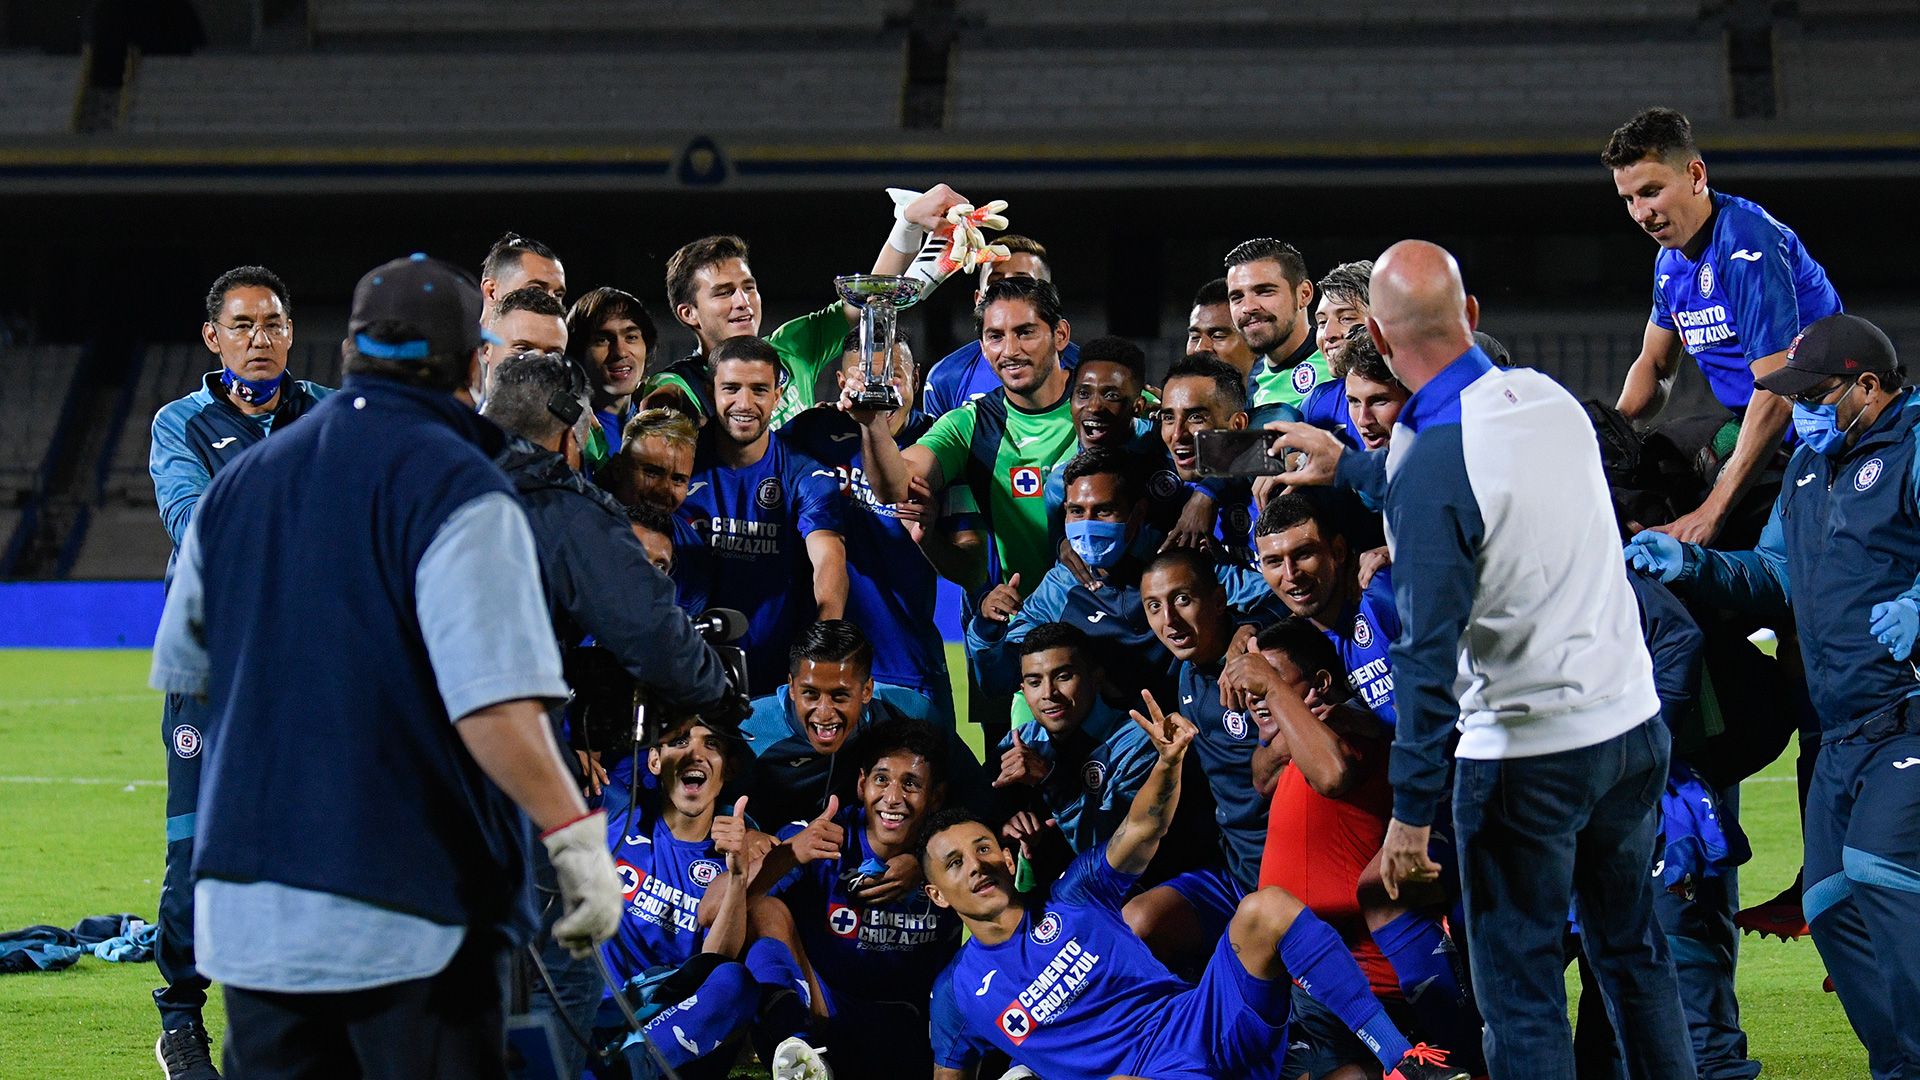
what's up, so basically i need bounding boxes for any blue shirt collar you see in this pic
[1395,345,1495,434]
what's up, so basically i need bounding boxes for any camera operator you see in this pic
[481,348,739,1075]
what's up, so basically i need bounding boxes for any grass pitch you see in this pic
[0,647,1867,1078]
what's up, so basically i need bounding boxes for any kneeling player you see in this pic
[601,715,830,1079]
[753,719,963,1076]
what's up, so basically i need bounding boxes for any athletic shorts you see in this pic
[1130,930,1293,1080]
[1162,864,1246,945]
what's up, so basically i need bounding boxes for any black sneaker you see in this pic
[1387,1042,1471,1080]
[156,1022,220,1080]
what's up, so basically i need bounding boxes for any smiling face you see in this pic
[1141,560,1230,663]
[1315,291,1369,359]
[620,434,694,512]
[646,720,732,819]
[1612,154,1711,250]
[1019,645,1097,736]
[1345,371,1408,450]
[711,357,778,447]
[1226,259,1312,356]
[1070,360,1140,448]
[1188,300,1257,372]
[204,285,292,387]
[679,257,762,351]
[1255,519,1347,620]
[980,298,1066,397]
[585,313,648,399]
[922,819,1018,921]
[859,749,937,852]
[789,658,873,754]
[1159,374,1247,481]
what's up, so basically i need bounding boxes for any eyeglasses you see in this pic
[212,320,291,342]
[1786,378,1855,408]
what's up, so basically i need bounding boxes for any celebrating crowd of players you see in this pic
[145,105,1920,1080]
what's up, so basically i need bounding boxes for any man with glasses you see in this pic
[149,265,332,1080]
[1627,315,1920,1076]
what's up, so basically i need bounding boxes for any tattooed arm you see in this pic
[1106,690,1199,876]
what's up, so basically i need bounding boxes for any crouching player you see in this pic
[751,719,963,1076]
[599,714,831,1080]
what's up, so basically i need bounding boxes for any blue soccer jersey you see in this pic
[1326,569,1400,727]
[769,806,961,1009]
[921,339,1081,420]
[1179,659,1268,893]
[601,809,731,982]
[1651,190,1842,411]
[929,848,1188,1079]
[777,406,948,708]
[681,433,843,695]
[1042,418,1194,550]
[1301,379,1363,447]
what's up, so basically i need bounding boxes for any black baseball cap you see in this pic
[1756,314,1899,398]
[348,253,499,361]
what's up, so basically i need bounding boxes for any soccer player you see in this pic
[754,718,963,1076]
[1298,260,1376,439]
[1160,353,1274,564]
[680,337,848,695]
[992,622,1158,857]
[476,285,567,403]
[148,265,331,1080]
[604,407,699,515]
[1626,314,1920,1076]
[1226,620,1479,1079]
[479,230,567,308]
[601,714,831,1080]
[780,333,953,722]
[1186,276,1258,387]
[1604,106,1843,545]
[921,235,1082,419]
[565,286,657,455]
[923,691,1465,1080]
[1226,237,1327,421]
[644,186,978,429]
[626,502,677,575]
[740,621,985,832]
[1253,493,1400,724]
[1343,327,1411,452]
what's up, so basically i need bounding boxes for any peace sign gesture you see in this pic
[1129,689,1197,765]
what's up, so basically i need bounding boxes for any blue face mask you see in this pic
[221,367,286,406]
[1065,519,1130,570]
[1791,380,1863,455]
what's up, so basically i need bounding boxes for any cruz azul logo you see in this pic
[1856,458,1884,492]
[1082,759,1108,794]
[1697,262,1714,299]
[1353,613,1374,649]
[1030,912,1063,944]
[1223,709,1250,739]
[172,724,202,759]
[615,860,643,899]
[827,903,860,939]
[1291,361,1318,395]
[1010,466,1044,498]
[998,937,1105,1046]
[688,859,725,887]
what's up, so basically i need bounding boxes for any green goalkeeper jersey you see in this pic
[642,301,849,430]
[915,388,1077,597]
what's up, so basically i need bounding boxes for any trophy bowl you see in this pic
[835,273,922,412]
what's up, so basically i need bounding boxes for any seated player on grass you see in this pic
[598,714,830,1080]
[750,718,963,1076]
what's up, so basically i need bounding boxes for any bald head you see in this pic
[1365,241,1479,392]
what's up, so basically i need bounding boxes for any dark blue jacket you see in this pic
[192,376,540,942]
[1681,390,1920,739]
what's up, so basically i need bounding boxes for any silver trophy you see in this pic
[835,273,922,411]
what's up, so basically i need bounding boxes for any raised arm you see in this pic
[1107,690,1197,876]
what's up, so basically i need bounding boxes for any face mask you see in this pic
[1065,519,1130,570]
[220,368,285,406]
[1792,380,1863,455]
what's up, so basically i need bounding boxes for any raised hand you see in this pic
[1129,689,1198,765]
[710,796,751,872]
[1267,421,1344,489]
[848,852,923,906]
[788,795,846,866]
[1001,810,1060,861]
[993,725,1051,789]
[979,573,1023,622]
[1220,650,1279,714]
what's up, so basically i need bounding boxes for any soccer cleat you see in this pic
[1734,879,1810,940]
[993,1070,1039,1080]
[155,1023,220,1080]
[1387,1042,1471,1080]
[770,1036,833,1080]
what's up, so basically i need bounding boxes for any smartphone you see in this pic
[1195,428,1290,477]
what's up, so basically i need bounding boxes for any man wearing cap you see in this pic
[149,255,623,1076]
[1627,313,1920,1075]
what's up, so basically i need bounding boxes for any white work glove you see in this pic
[540,811,623,958]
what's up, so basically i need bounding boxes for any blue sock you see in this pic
[1372,910,1484,1067]
[1281,909,1414,1070]
[631,960,755,1070]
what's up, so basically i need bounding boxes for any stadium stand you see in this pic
[1775,28,1920,122]
[0,54,80,135]
[0,346,84,503]
[123,48,905,135]
[948,40,1727,132]
[308,0,897,36]
[959,0,1704,30]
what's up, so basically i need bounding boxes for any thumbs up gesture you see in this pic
[994,724,1052,789]
[789,795,847,865]
[711,796,751,872]
[980,573,1024,623]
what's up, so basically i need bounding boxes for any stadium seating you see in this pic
[66,503,172,580]
[959,0,1703,29]
[123,48,904,135]
[309,0,897,36]
[1775,28,1920,122]
[0,54,79,135]
[0,346,84,503]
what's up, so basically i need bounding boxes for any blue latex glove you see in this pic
[1624,531,1686,583]
[1870,597,1920,662]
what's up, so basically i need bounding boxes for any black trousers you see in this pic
[222,934,510,1080]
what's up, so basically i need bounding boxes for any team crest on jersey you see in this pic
[1353,614,1374,649]
[1291,360,1318,395]
[997,1002,1035,1045]
[1223,710,1249,739]
[1856,458,1884,492]
[614,860,643,899]
[1010,466,1044,498]
[688,859,725,887]
[1147,469,1182,501]
[827,903,860,939]
[1030,911,1063,944]
[756,477,783,509]
[1697,262,1714,299]
[171,724,201,759]
[1082,759,1108,794]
